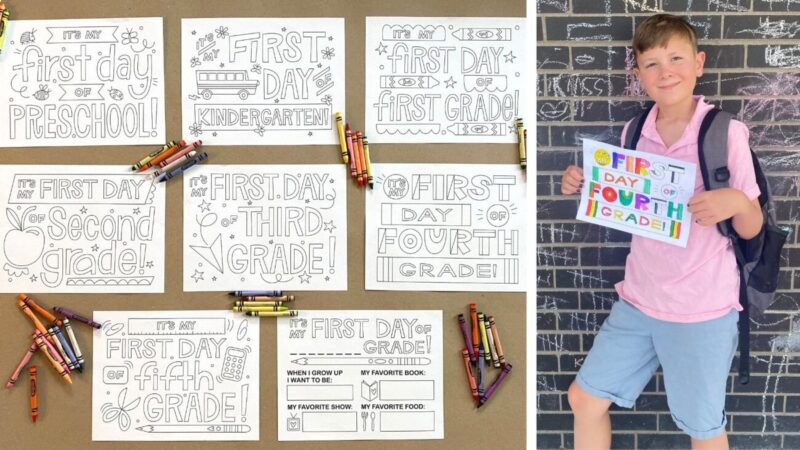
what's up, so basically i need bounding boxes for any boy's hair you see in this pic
[633,14,698,65]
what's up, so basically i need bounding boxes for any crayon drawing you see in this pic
[0,18,166,147]
[365,17,527,143]
[183,165,347,291]
[92,310,259,441]
[577,139,696,247]
[0,165,166,293]
[365,164,526,291]
[181,18,345,145]
[277,310,443,441]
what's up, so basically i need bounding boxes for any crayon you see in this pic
[61,318,84,369]
[477,344,485,398]
[50,324,80,372]
[470,303,479,359]
[245,310,299,317]
[228,290,282,297]
[7,342,37,389]
[457,314,476,365]
[357,132,368,186]
[363,134,374,189]
[0,3,9,55]
[35,329,70,374]
[241,295,294,302]
[147,150,197,180]
[485,315,500,368]
[233,300,284,307]
[353,131,364,185]
[132,140,176,171]
[32,330,71,384]
[232,305,290,312]
[335,112,348,164]
[516,118,526,169]
[489,316,505,367]
[478,312,490,363]
[53,306,102,329]
[46,327,75,372]
[30,366,38,423]
[159,151,208,182]
[18,299,54,344]
[461,349,479,404]
[346,123,357,179]
[19,294,58,324]
[138,139,186,172]
[478,363,512,408]
[160,140,202,167]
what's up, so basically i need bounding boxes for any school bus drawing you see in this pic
[196,70,260,100]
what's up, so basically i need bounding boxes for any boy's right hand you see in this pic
[561,165,584,195]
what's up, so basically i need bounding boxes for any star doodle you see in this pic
[133,207,141,215]
[317,63,323,68]
[323,220,336,233]
[247,200,253,205]
[504,51,517,63]
[146,261,154,268]
[308,131,313,136]
[375,42,387,55]
[281,27,287,32]
[212,276,217,281]
[305,199,310,203]
[80,206,87,214]
[324,276,330,281]
[445,77,457,88]
[219,63,225,68]
[230,234,235,239]
[91,244,99,252]
[328,36,334,41]
[30,274,37,282]
[191,30,197,35]
[299,272,311,283]
[213,132,218,137]
[191,270,204,282]
[198,200,211,212]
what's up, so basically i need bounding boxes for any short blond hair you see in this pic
[633,14,698,66]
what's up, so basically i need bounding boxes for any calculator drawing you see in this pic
[220,346,247,382]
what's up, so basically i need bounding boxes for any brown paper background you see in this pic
[0,0,527,448]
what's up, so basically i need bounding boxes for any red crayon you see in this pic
[353,131,364,185]
[461,349,479,404]
[345,124,357,179]
[470,303,479,359]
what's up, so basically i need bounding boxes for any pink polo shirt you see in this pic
[615,96,761,323]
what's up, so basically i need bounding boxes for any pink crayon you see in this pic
[33,329,70,374]
[159,140,202,167]
[6,342,37,389]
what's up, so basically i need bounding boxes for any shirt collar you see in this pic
[640,95,714,151]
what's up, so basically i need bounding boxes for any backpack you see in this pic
[624,105,791,385]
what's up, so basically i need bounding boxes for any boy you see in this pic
[560,14,764,450]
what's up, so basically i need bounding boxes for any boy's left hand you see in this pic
[688,188,750,226]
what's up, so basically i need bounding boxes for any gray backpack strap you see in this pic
[623,106,652,150]
[697,108,735,236]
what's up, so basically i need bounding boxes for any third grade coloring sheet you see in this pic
[181,18,345,146]
[277,310,443,441]
[365,164,526,292]
[0,18,166,147]
[183,165,348,291]
[365,17,526,144]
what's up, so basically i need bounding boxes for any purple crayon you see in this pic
[53,306,102,329]
[228,290,283,297]
[457,314,476,365]
[478,363,512,408]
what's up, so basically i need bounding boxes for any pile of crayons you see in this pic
[516,117,527,170]
[0,2,9,54]
[457,303,512,408]
[131,139,207,182]
[9,294,101,421]
[335,112,373,189]
[229,290,298,317]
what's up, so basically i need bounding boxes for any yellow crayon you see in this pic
[245,310,299,317]
[233,301,284,307]
[478,312,490,363]
[335,112,348,164]
[516,118,526,169]
[232,305,290,312]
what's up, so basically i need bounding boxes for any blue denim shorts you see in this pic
[575,299,739,440]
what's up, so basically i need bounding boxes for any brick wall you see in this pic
[536,1,800,448]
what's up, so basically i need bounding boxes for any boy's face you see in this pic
[634,36,706,110]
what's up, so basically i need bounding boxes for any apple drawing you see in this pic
[4,207,45,272]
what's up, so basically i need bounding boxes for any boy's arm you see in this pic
[688,189,763,239]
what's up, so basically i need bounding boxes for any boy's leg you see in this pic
[691,433,729,450]
[568,381,612,450]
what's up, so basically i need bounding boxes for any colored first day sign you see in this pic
[576,139,696,248]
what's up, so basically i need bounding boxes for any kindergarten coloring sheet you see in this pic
[92,310,259,441]
[0,165,166,293]
[181,18,345,145]
[0,18,166,147]
[365,164,526,291]
[365,17,526,143]
[577,139,696,247]
[183,165,348,291]
[277,310,443,441]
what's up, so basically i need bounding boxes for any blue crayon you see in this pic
[159,152,208,182]
[50,324,81,372]
[228,290,282,297]
[477,344,485,398]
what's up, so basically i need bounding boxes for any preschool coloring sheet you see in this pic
[183,165,347,291]
[577,139,696,247]
[181,18,345,145]
[0,18,166,147]
[0,165,166,293]
[365,164,526,291]
[277,310,443,441]
[92,310,259,441]
[364,17,526,143]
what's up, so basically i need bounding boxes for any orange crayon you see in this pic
[160,140,202,167]
[32,331,71,384]
[470,303,479,359]
[29,366,38,423]
[138,139,186,172]
[353,131,364,185]
[462,349,479,403]
[18,299,53,345]
[357,132,367,186]
[18,294,58,324]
